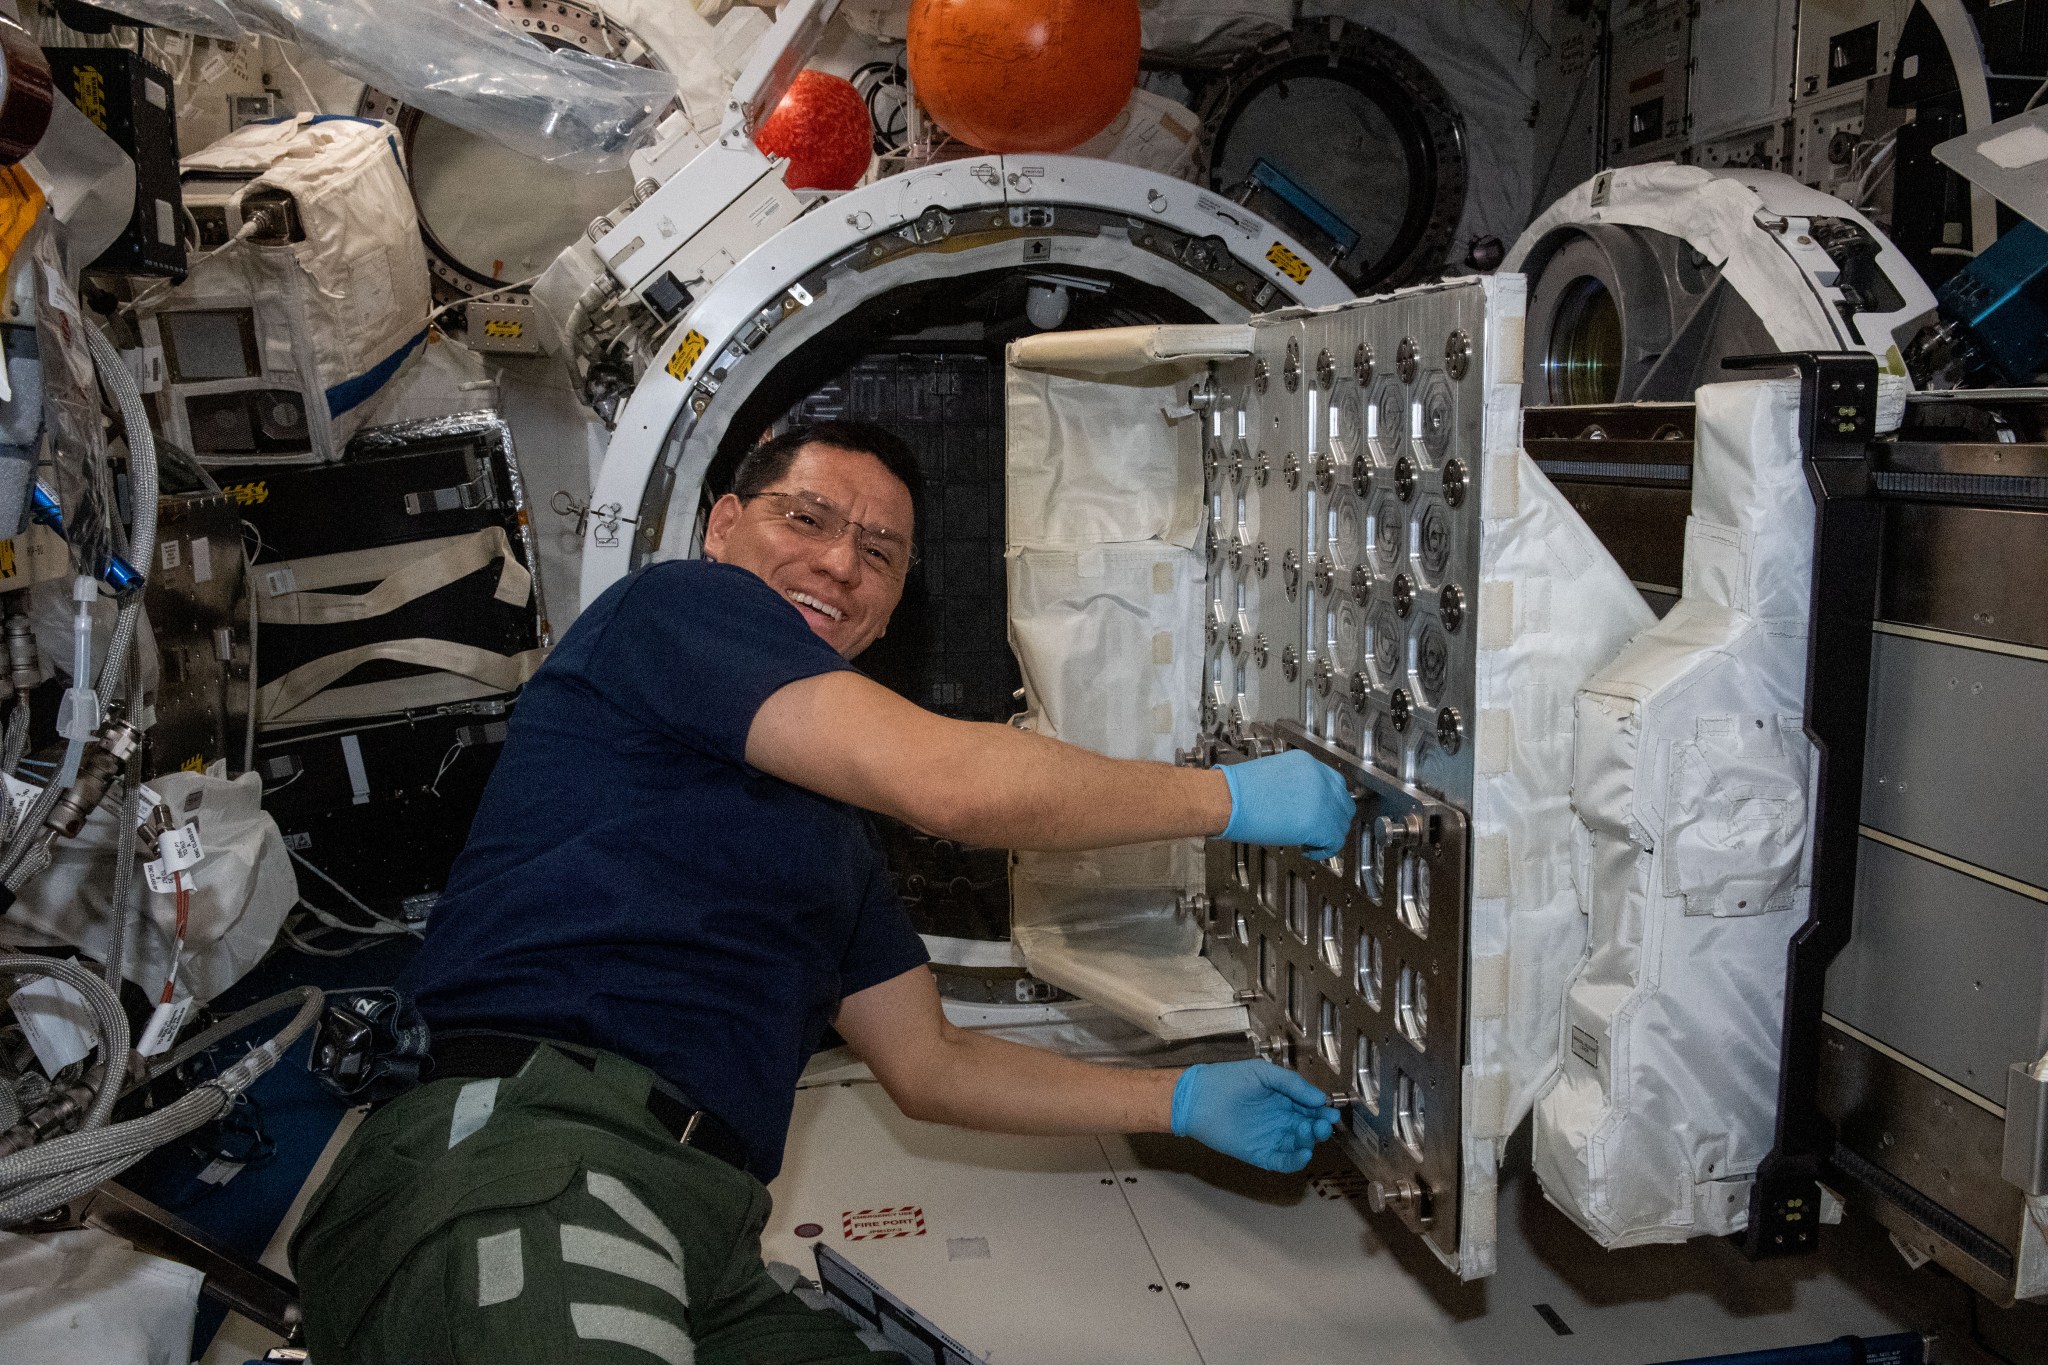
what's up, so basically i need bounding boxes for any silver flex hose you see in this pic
[82,319,159,697]
[0,957,129,1132]
[0,984,322,1226]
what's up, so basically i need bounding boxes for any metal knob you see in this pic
[1367,1178,1420,1215]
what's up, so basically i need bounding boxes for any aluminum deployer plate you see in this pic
[1197,279,1490,1268]
[1204,722,1470,1261]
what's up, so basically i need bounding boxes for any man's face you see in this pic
[702,443,915,659]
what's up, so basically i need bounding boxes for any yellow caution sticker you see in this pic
[180,755,206,774]
[0,540,15,581]
[222,481,270,506]
[665,329,708,382]
[482,319,524,340]
[1266,241,1312,285]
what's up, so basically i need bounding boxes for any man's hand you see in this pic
[1170,1060,1338,1172]
[1219,751,1355,859]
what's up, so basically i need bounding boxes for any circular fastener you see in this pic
[1311,555,1335,597]
[1252,543,1270,578]
[1282,452,1301,490]
[1311,654,1333,696]
[1439,583,1465,632]
[1253,633,1270,669]
[1367,1178,1421,1215]
[1437,707,1463,754]
[1389,688,1412,730]
[1229,453,1245,485]
[1350,670,1370,708]
[1350,564,1372,603]
[1442,457,1468,508]
[1201,695,1218,728]
[1281,548,1301,599]
[1283,338,1301,392]
[1445,329,1472,381]
[1254,450,1271,486]
[1392,574,1414,618]
[1281,645,1299,682]
[1205,446,1220,484]
[1227,621,1245,656]
[1205,530,1219,564]
[1228,538,1245,571]
[1395,456,1417,501]
[1205,614,1219,646]
[1355,343,1375,385]
[1253,358,1270,393]
[1313,453,1335,494]
[1396,336,1419,384]
[1316,348,1336,388]
[1351,456,1371,497]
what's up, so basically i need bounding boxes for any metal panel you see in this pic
[1862,631,2048,890]
[1201,282,1490,1269]
[1879,503,2048,652]
[1607,0,1692,166]
[1825,837,2048,1105]
[1689,0,1796,143]
[144,491,249,779]
[1820,1021,2025,1297]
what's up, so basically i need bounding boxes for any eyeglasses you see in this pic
[745,489,918,578]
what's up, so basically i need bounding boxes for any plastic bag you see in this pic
[85,0,677,170]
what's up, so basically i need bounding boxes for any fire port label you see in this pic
[1266,241,1312,284]
[665,329,708,381]
[842,1206,926,1241]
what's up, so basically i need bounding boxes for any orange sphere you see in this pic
[907,0,1140,154]
[756,70,873,191]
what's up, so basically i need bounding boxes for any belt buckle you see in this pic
[678,1111,703,1147]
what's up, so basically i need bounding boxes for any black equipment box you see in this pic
[232,414,544,917]
[45,48,186,278]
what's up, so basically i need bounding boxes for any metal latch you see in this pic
[404,458,499,515]
[2005,1056,2048,1197]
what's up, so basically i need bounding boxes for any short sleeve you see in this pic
[839,850,931,997]
[583,561,850,765]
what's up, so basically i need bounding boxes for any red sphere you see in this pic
[908,0,1140,154]
[757,69,873,191]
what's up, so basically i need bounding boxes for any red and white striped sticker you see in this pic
[842,1206,927,1241]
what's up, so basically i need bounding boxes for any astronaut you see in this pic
[289,420,1351,1362]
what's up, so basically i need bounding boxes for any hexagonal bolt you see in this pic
[1392,574,1415,618]
[1442,457,1468,508]
[1394,456,1417,501]
[1281,645,1300,682]
[1396,336,1419,384]
[1354,342,1375,385]
[1439,583,1465,632]
[1436,707,1463,754]
[1444,329,1472,381]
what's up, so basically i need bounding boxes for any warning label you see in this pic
[842,1206,926,1241]
[1265,240,1313,285]
[665,329,708,381]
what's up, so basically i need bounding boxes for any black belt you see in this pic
[427,1033,752,1175]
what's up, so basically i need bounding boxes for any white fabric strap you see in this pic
[258,527,532,626]
[257,638,543,728]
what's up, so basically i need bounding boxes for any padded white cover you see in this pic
[0,1228,201,1365]
[1534,378,1819,1246]
[149,115,431,463]
[1004,323,1250,1040]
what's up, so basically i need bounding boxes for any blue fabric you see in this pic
[399,560,930,1179]
[324,328,426,418]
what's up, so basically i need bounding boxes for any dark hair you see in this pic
[730,421,923,530]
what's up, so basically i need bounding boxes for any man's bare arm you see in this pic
[746,669,1230,851]
[833,965,1181,1136]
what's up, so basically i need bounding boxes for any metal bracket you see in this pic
[1722,351,1883,1260]
[2006,1058,2048,1198]
[71,1180,303,1341]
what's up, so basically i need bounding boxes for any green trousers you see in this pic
[289,1042,898,1364]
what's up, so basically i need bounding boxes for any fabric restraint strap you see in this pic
[257,526,532,626]
[258,638,544,728]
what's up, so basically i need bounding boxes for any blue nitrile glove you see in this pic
[1170,1060,1339,1172]
[1218,750,1355,860]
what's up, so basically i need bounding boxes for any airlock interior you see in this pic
[691,265,1221,948]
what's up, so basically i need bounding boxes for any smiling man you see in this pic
[291,420,1354,1365]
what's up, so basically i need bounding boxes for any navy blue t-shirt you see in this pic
[398,560,930,1179]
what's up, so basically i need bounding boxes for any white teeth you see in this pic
[788,591,844,622]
